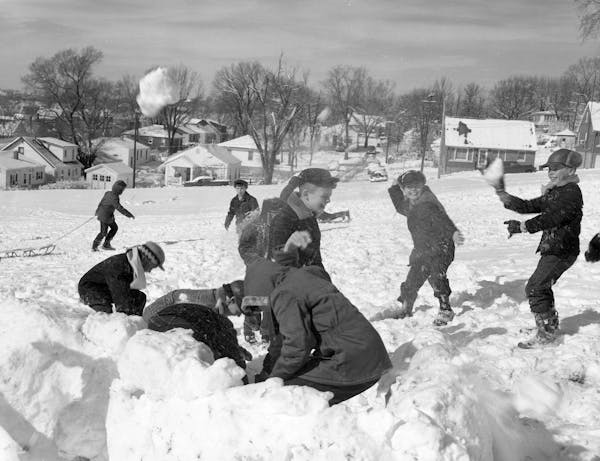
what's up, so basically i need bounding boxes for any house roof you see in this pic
[94,137,149,151]
[554,129,575,137]
[218,134,257,150]
[85,162,133,174]
[38,137,78,148]
[162,144,241,168]
[582,101,600,132]
[1,136,66,168]
[0,156,42,170]
[444,117,537,151]
[122,124,183,139]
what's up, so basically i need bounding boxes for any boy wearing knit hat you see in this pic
[384,170,464,326]
[492,149,583,348]
[78,241,165,316]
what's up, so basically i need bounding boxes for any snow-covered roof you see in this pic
[162,145,241,168]
[444,117,537,151]
[38,137,77,148]
[1,137,66,168]
[218,134,257,150]
[582,102,600,132]
[85,162,133,174]
[554,129,575,137]
[94,137,149,151]
[122,125,183,139]
[0,156,42,170]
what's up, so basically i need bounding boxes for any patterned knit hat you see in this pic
[139,241,165,271]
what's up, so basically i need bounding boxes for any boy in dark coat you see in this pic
[92,179,135,251]
[224,179,259,234]
[142,281,252,383]
[387,170,464,326]
[494,149,583,348]
[78,241,165,316]
[246,258,392,405]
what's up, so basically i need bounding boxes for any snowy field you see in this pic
[1,169,600,460]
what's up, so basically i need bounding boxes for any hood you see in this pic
[244,258,290,298]
[112,180,127,195]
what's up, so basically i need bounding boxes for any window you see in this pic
[248,151,254,161]
[23,175,27,184]
[36,171,43,180]
[106,176,112,182]
[68,170,71,177]
[517,151,526,161]
[454,148,468,160]
[99,175,105,181]
[92,174,98,180]
[10,174,17,185]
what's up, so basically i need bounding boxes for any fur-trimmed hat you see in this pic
[139,241,165,270]
[540,149,582,169]
[234,179,249,188]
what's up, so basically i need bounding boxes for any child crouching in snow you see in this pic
[142,281,252,384]
[78,241,165,316]
[492,149,583,348]
[386,170,464,326]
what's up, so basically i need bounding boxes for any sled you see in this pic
[0,243,56,260]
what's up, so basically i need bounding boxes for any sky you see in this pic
[1,0,599,93]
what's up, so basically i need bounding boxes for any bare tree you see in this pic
[212,57,306,184]
[352,77,395,147]
[458,82,487,118]
[22,46,115,169]
[323,65,366,159]
[399,88,438,172]
[576,0,600,39]
[156,65,203,154]
[489,76,538,120]
[303,87,327,166]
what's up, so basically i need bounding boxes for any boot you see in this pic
[518,311,558,349]
[244,332,257,344]
[433,295,455,326]
[102,240,116,251]
[394,295,415,319]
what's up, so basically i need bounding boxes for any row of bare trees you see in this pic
[19,43,600,182]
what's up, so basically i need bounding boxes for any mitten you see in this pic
[504,220,523,239]
[585,233,600,262]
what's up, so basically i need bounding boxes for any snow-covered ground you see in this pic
[1,169,600,460]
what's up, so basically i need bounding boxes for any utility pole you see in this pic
[132,111,139,188]
[438,97,447,178]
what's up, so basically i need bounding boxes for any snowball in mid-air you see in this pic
[136,67,178,117]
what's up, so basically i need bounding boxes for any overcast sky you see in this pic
[1,0,599,92]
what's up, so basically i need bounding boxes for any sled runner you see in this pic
[0,243,56,260]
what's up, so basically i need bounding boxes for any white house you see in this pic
[218,135,260,175]
[443,117,537,173]
[0,155,46,189]
[85,162,133,189]
[161,144,241,186]
[93,137,151,167]
[0,136,83,181]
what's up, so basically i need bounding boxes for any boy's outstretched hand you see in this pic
[453,230,465,246]
[504,220,522,238]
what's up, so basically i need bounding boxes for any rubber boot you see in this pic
[518,310,558,349]
[433,295,455,326]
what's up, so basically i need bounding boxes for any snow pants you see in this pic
[78,282,146,316]
[283,377,380,406]
[399,248,454,306]
[526,254,577,314]
[93,221,118,248]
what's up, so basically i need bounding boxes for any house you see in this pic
[122,124,183,153]
[218,135,261,176]
[548,129,576,150]
[530,111,557,134]
[189,118,227,143]
[85,162,133,189]
[0,136,83,182]
[92,137,151,167]
[442,117,537,173]
[575,102,600,168]
[0,155,45,189]
[160,144,241,186]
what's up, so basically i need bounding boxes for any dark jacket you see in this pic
[268,192,325,271]
[225,193,259,228]
[501,180,582,258]
[388,185,457,260]
[245,259,392,386]
[95,181,133,224]
[78,253,139,313]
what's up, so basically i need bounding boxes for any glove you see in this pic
[504,220,523,239]
[585,233,600,262]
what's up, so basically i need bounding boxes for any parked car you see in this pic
[503,161,536,174]
[369,171,388,182]
[183,175,230,187]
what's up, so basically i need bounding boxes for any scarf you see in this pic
[541,174,580,195]
[126,247,147,290]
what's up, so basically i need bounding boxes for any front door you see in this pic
[477,150,488,167]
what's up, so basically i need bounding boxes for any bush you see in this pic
[39,180,90,190]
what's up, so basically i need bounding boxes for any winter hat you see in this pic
[298,168,339,188]
[399,170,426,187]
[139,241,165,270]
[540,149,583,169]
[234,179,249,188]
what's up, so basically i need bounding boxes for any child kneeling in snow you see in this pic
[142,281,252,383]
[245,258,392,405]
[387,170,464,326]
[78,241,165,316]
[492,149,583,348]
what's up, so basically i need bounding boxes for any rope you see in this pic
[51,216,96,243]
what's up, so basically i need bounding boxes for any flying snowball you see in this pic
[482,157,504,189]
[136,67,178,117]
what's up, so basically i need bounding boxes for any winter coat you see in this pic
[501,180,582,258]
[78,253,141,313]
[224,192,259,228]
[95,181,133,224]
[268,192,326,271]
[245,259,392,386]
[388,185,457,261]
